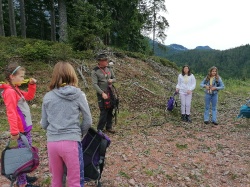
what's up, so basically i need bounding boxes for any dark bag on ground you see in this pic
[82,127,111,183]
[1,133,39,186]
[237,100,250,118]
[166,92,178,111]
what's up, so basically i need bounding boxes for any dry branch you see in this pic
[77,67,89,89]
[132,82,156,95]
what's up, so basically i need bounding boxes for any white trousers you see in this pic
[179,93,192,115]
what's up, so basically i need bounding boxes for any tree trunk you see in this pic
[152,5,156,55]
[58,0,68,42]
[8,0,16,36]
[38,1,45,39]
[50,0,56,41]
[0,0,5,36]
[19,0,26,38]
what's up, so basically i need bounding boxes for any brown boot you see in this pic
[106,129,116,134]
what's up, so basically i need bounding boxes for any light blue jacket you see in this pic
[200,77,225,94]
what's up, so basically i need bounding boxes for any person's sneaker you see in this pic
[106,129,115,134]
[17,176,38,187]
[212,121,218,125]
[181,114,186,122]
[26,175,38,183]
[204,121,209,124]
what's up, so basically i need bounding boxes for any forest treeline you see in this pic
[0,0,168,54]
[165,45,250,80]
[1,1,249,80]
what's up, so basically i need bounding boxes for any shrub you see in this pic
[50,43,73,61]
[18,42,51,61]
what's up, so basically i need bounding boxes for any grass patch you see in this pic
[176,143,188,150]
[41,177,51,186]
[118,171,130,179]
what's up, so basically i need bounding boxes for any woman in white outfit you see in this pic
[176,65,196,122]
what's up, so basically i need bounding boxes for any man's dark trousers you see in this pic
[97,93,113,130]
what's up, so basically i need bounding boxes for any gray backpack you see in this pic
[1,134,39,186]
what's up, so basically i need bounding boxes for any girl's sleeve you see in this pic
[4,89,19,135]
[176,74,181,89]
[91,70,103,94]
[79,92,92,136]
[21,83,36,101]
[40,98,49,130]
[190,74,196,91]
[200,78,206,88]
[217,78,225,90]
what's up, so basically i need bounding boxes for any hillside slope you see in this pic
[0,47,249,186]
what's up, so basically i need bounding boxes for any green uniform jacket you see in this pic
[91,66,116,94]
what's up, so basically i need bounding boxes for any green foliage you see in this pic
[176,143,188,150]
[0,37,76,62]
[1,0,166,54]
[119,171,131,179]
[18,42,51,61]
[74,50,95,60]
[166,44,250,79]
[151,56,179,69]
[69,32,104,51]
[145,169,154,176]
[67,1,109,51]
[50,43,74,61]
[40,177,51,186]
[124,51,147,61]
[144,0,169,43]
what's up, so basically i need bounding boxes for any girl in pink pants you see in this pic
[47,141,84,187]
[41,62,92,187]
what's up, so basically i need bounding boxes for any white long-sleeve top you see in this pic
[176,74,196,94]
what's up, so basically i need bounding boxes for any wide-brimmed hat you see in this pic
[97,53,108,61]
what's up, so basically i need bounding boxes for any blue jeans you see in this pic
[204,93,218,122]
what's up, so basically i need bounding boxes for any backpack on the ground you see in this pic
[166,92,178,111]
[1,133,39,187]
[82,127,111,186]
[237,100,250,119]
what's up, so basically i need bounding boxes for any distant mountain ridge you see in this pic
[166,43,214,53]
[168,44,188,51]
[149,39,214,58]
[194,46,213,50]
[167,44,213,51]
[150,38,250,79]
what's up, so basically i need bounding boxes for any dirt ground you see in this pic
[0,56,249,186]
[1,119,249,187]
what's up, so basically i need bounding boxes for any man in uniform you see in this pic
[91,54,116,133]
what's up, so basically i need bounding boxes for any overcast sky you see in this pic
[164,0,250,50]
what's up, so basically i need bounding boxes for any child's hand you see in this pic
[29,78,37,84]
[211,87,217,91]
[204,85,209,90]
[11,134,20,140]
